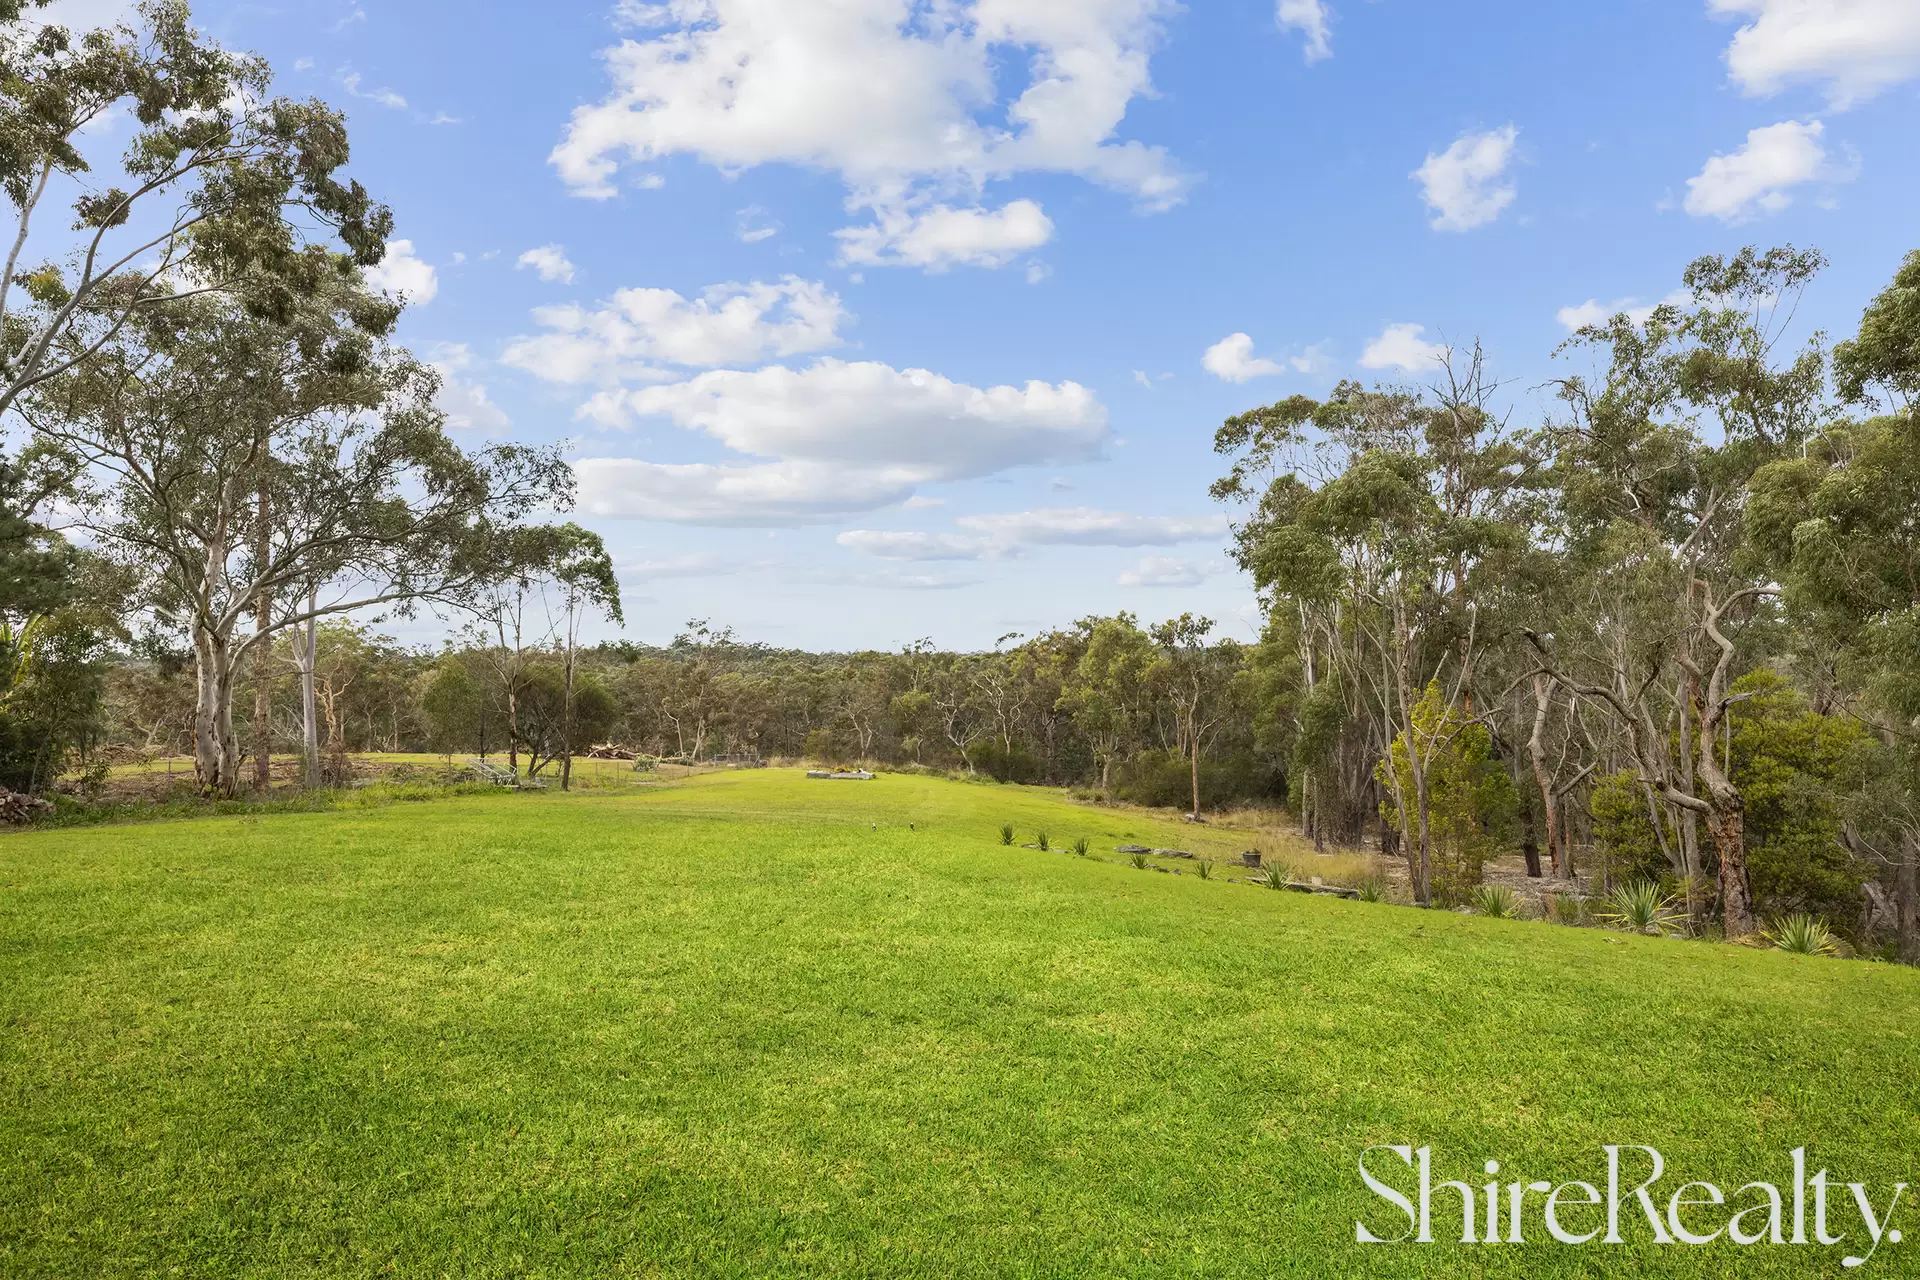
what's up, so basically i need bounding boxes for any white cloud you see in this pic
[517,244,578,284]
[1711,0,1920,108]
[428,344,509,433]
[1555,290,1693,331]
[34,0,137,30]
[575,361,1108,525]
[903,495,947,509]
[736,207,781,243]
[1118,556,1207,588]
[503,277,850,384]
[1682,119,1845,222]
[617,552,752,580]
[1412,125,1519,232]
[340,71,408,111]
[1277,0,1332,63]
[1360,323,1448,373]
[551,0,1189,267]
[835,530,1006,561]
[364,239,438,304]
[1202,332,1286,383]
[835,200,1054,271]
[956,507,1228,547]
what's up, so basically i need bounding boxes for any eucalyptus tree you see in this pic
[0,0,389,416]
[1533,246,1832,937]
[1146,614,1241,819]
[546,524,620,790]
[1213,353,1529,902]
[1058,613,1155,792]
[20,269,572,795]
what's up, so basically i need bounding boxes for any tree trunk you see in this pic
[1189,739,1201,818]
[1897,835,1920,966]
[191,622,242,798]
[1704,796,1755,937]
[300,593,321,789]
[251,489,272,792]
[561,604,576,792]
[1528,675,1565,878]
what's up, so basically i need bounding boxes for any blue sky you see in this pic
[61,0,1920,650]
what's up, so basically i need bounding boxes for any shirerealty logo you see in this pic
[1357,1146,1908,1269]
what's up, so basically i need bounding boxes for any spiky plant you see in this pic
[1036,831,1049,852]
[1763,913,1839,957]
[1252,862,1292,890]
[1130,850,1151,870]
[999,824,1014,846]
[1355,876,1386,903]
[1194,859,1213,880]
[1597,880,1680,935]
[1071,836,1089,857]
[1472,885,1518,919]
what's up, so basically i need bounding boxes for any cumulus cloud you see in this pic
[835,530,1006,561]
[503,277,849,384]
[1712,0,1920,108]
[957,507,1228,547]
[363,239,438,304]
[1360,323,1448,373]
[1118,556,1208,588]
[835,200,1054,271]
[1555,290,1693,332]
[1412,125,1519,232]
[839,506,1226,561]
[1682,119,1848,222]
[1202,333,1286,383]
[575,361,1108,524]
[551,0,1189,268]
[1277,0,1332,63]
[517,244,577,284]
[427,343,509,433]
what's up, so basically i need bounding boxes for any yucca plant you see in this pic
[1472,885,1518,919]
[1597,880,1680,935]
[1252,862,1292,890]
[1036,831,1050,852]
[1194,860,1214,880]
[1071,836,1089,857]
[1763,913,1839,957]
[1355,875,1386,903]
[999,824,1014,846]
[1130,850,1151,870]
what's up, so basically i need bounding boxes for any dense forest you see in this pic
[2,6,1918,960]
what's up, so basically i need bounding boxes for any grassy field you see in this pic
[2,771,1915,1277]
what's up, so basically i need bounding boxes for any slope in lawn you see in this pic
[2,771,1915,1277]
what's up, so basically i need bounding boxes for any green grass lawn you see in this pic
[2,771,1916,1277]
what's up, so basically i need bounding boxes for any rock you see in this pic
[1154,849,1196,859]
[1115,844,1153,854]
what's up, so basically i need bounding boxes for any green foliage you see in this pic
[1355,875,1386,903]
[1252,862,1292,890]
[1035,831,1049,852]
[1547,893,1586,926]
[1763,913,1841,958]
[1070,836,1088,857]
[1588,770,1672,885]
[1472,885,1519,919]
[1193,858,1212,879]
[999,823,1014,846]
[0,607,108,793]
[1377,683,1518,906]
[1599,880,1682,936]
[1129,850,1150,870]
[1728,670,1872,919]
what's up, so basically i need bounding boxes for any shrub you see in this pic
[1547,893,1586,926]
[1194,859,1213,880]
[1472,885,1519,919]
[1071,836,1089,857]
[1252,862,1292,890]
[1597,880,1680,936]
[1130,850,1150,869]
[1763,913,1840,957]
[1356,875,1386,903]
[1036,831,1050,852]
[1376,683,1517,906]
[999,824,1014,845]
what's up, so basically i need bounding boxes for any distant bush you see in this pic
[972,741,1043,785]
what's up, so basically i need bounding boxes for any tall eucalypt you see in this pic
[0,0,392,418]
